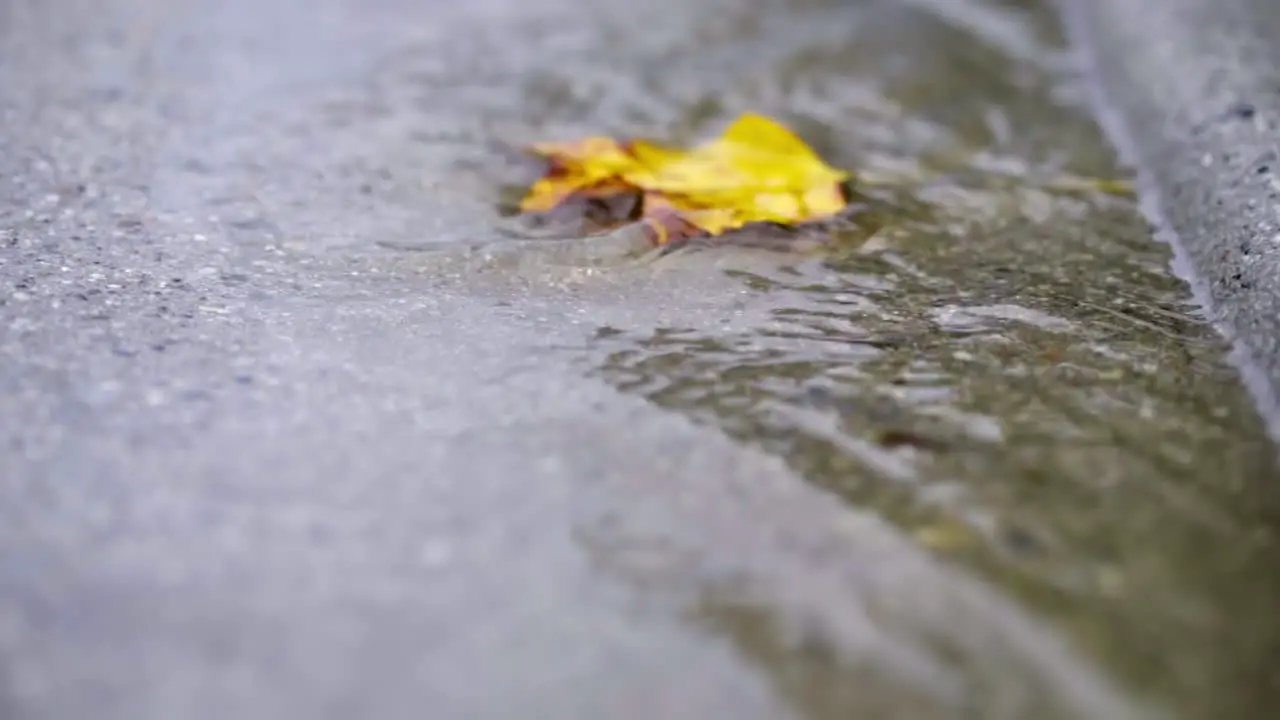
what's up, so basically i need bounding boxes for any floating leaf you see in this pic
[518,113,850,245]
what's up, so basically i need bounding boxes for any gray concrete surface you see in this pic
[0,0,1152,719]
[1060,0,1280,441]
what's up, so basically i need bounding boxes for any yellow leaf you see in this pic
[630,113,846,195]
[519,136,640,213]
[517,113,850,244]
[520,175,634,214]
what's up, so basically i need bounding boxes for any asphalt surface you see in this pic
[2,0,1275,718]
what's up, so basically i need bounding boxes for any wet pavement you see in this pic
[1,0,1278,718]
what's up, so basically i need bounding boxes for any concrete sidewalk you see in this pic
[1061,0,1280,441]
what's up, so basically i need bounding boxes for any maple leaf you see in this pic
[518,113,850,246]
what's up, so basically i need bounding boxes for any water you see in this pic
[464,0,1280,716]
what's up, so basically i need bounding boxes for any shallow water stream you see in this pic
[490,0,1280,716]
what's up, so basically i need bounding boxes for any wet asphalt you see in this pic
[1,0,1276,718]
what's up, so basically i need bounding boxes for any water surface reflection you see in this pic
[575,2,1280,717]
